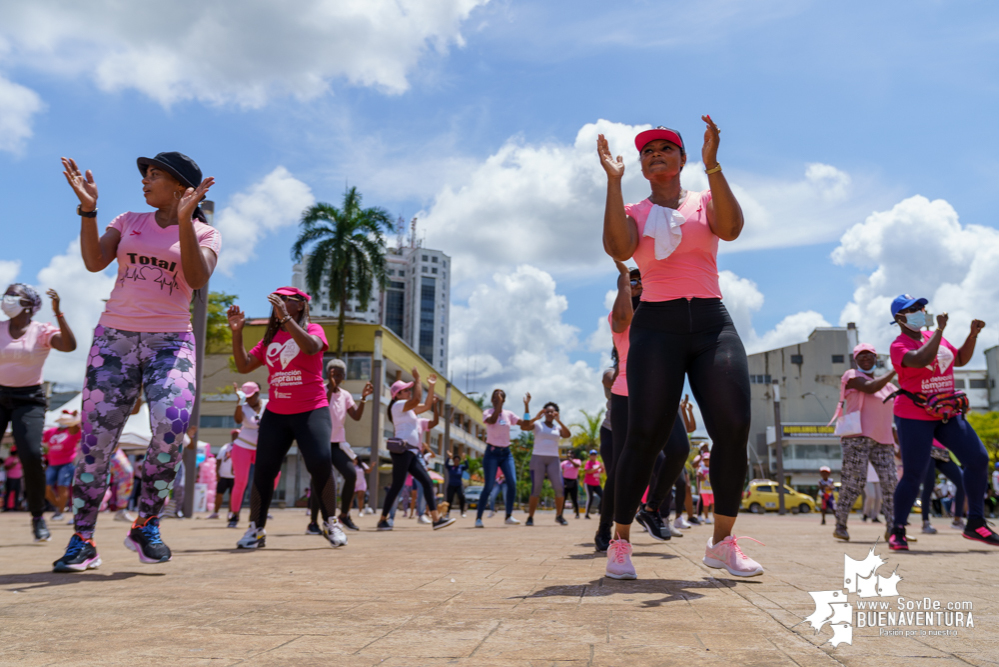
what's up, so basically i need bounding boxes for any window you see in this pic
[419,277,436,362]
[200,415,237,429]
[831,355,845,363]
[422,266,428,273]
[431,268,438,274]
[422,254,428,261]
[954,379,966,389]
[431,256,438,263]
[385,289,405,337]
[749,374,772,384]
[790,354,803,364]
[388,269,395,276]
[991,379,996,389]
[440,337,444,346]
[347,355,371,380]
[443,260,447,268]
[389,280,404,290]
[970,379,988,389]
[440,326,444,334]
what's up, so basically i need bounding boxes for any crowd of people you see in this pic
[1,121,998,581]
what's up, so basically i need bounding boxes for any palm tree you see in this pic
[291,187,393,358]
[570,408,605,455]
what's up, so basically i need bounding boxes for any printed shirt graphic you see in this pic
[890,332,959,420]
[0,320,58,387]
[583,460,603,486]
[249,323,329,415]
[100,212,222,333]
[483,408,520,447]
[44,427,81,466]
[327,389,356,443]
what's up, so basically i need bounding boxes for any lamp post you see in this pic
[368,329,383,510]
[772,379,787,515]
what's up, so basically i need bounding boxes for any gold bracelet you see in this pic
[705,164,722,175]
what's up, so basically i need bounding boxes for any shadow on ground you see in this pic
[512,576,760,608]
[0,571,165,591]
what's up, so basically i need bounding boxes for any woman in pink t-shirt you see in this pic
[598,118,762,580]
[229,286,347,550]
[55,152,219,573]
[1,283,76,542]
[886,295,997,549]
[829,343,899,542]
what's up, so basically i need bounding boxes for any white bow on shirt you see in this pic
[643,204,686,260]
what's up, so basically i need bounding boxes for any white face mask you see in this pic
[900,310,932,332]
[1,295,24,318]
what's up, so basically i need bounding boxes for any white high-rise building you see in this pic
[291,244,451,374]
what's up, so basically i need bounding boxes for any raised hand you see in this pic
[226,305,245,332]
[701,115,720,169]
[936,312,949,330]
[597,134,625,180]
[411,366,421,382]
[178,176,215,224]
[47,289,61,315]
[970,319,986,337]
[427,374,437,386]
[61,157,98,211]
[267,293,290,321]
[361,381,374,399]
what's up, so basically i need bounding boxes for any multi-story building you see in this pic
[291,243,451,374]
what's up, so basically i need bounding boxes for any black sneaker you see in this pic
[888,526,908,551]
[556,515,568,526]
[305,522,322,535]
[377,519,393,531]
[525,516,534,527]
[636,507,669,542]
[124,516,172,564]
[432,516,456,530]
[594,528,611,553]
[227,513,239,529]
[688,516,702,525]
[339,515,360,531]
[963,518,999,546]
[53,534,101,572]
[32,516,51,542]
[833,524,850,541]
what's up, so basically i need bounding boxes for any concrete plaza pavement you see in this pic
[0,508,996,666]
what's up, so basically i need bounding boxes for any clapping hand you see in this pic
[597,134,625,180]
[226,305,245,332]
[267,294,290,322]
[61,158,98,212]
[178,177,215,223]
[701,115,720,168]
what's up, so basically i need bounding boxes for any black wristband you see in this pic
[77,205,97,218]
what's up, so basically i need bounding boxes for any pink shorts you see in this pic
[701,493,714,506]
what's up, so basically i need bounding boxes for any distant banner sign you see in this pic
[782,424,837,438]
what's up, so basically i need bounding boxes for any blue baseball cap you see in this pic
[890,294,928,323]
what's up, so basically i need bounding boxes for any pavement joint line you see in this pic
[467,619,503,658]
[228,634,304,665]
[351,613,419,655]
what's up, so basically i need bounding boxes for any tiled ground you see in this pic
[0,508,995,666]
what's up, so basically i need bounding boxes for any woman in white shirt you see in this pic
[522,402,571,526]
[228,381,267,528]
[377,368,455,531]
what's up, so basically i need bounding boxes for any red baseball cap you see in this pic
[272,286,311,301]
[634,126,685,154]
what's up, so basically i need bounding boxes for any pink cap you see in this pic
[390,380,413,398]
[241,381,260,396]
[853,343,877,358]
[273,286,311,301]
[634,126,684,153]
[819,466,831,473]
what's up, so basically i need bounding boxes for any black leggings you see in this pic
[564,479,580,516]
[310,443,358,522]
[586,484,603,515]
[615,298,750,524]
[598,396,628,532]
[446,485,465,513]
[381,450,437,516]
[250,407,333,529]
[646,411,692,511]
[0,386,47,518]
[921,458,965,520]
[664,469,689,518]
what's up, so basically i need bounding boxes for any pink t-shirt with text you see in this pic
[626,190,721,302]
[100,212,221,333]
[483,408,520,448]
[327,389,356,443]
[44,427,81,466]
[840,369,897,445]
[250,324,329,415]
[0,320,58,387]
[583,460,603,486]
[609,312,629,396]
[890,332,959,421]
[561,459,581,480]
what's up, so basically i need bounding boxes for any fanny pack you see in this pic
[386,438,409,454]
[884,388,969,423]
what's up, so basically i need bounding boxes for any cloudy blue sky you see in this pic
[3,0,999,417]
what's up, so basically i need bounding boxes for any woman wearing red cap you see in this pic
[54,153,218,573]
[226,379,268,528]
[598,118,762,579]
[829,343,898,541]
[377,368,455,531]
[227,287,347,549]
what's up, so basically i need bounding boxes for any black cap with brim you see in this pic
[136,151,202,190]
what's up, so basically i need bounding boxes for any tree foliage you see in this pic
[966,411,999,465]
[570,409,604,453]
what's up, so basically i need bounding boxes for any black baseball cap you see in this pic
[137,152,203,189]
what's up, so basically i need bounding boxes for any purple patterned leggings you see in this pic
[73,325,196,538]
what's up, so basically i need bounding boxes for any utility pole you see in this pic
[368,330,383,510]
[772,379,787,515]
[184,200,213,518]
[444,382,452,460]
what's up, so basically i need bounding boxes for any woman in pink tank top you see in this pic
[597,117,762,580]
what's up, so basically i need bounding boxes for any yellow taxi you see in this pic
[742,479,816,514]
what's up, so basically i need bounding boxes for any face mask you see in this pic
[856,365,874,375]
[900,310,931,331]
[1,295,24,318]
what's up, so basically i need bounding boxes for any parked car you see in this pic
[464,485,484,510]
[742,479,816,514]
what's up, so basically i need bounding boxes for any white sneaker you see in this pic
[51,512,64,521]
[236,522,266,549]
[704,516,714,525]
[488,511,496,518]
[114,509,136,523]
[324,517,348,547]
[674,516,691,530]
[952,517,965,529]
[206,512,219,520]
[461,512,467,518]
[418,514,431,525]
[605,539,637,579]
[475,519,484,528]
[505,516,520,525]
[668,523,683,538]
[703,535,764,577]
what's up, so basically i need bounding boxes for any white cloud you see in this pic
[833,195,999,365]
[214,167,315,275]
[0,0,487,107]
[35,240,117,387]
[0,75,44,154]
[419,120,896,286]
[0,260,22,287]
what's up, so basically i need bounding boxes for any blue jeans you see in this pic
[894,415,988,528]
[477,445,517,519]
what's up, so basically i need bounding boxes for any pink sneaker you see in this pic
[605,538,637,580]
[703,535,764,577]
